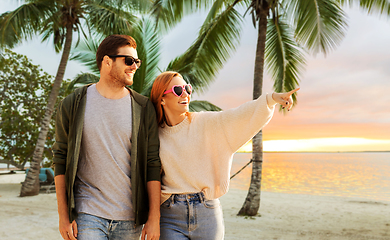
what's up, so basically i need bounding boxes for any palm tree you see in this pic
[222,0,389,216]
[232,0,347,216]
[69,3,244,111]
[0,0,143,197]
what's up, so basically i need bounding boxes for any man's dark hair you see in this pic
[96,35,137,70]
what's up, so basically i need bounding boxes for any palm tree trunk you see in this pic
[20,24,73,197]
[238,4,269,216]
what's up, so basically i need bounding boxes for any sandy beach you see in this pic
[1,171,389,240]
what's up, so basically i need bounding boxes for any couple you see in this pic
[53,35,298,240]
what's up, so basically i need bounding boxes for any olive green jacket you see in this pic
[52,85,161,226]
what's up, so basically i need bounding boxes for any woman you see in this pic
[150,71,299,240]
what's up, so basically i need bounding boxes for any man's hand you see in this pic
[142,180,161,240]
[141,217,160,240]
[55,175,77,240]
[59,219,77,240]
[272,88,300,111]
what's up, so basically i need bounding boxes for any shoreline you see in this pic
[1,173,390,239]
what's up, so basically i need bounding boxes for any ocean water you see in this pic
[230,152,390,201]
[2,152,389,201]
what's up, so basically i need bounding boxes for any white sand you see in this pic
[221,189,390,240]
[1,171,389,240]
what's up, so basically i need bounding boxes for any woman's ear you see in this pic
[161,99,165,105]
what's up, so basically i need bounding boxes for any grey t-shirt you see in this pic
[74,84,134,220]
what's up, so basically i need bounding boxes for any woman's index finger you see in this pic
[288,88,300,95]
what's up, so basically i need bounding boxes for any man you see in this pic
[53,35,161,240]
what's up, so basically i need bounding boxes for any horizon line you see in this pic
[236,150,390,153]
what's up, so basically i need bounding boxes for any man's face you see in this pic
[109,46,139,87]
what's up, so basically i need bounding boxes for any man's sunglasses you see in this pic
[107,55,142,68]
[164,84,192,97]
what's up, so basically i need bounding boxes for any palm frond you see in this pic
[202,0,249,23]
[189,100,222,112]
[288,0,348,55]
[86,0,138,36]
[231,0,252,8]
[0,12,21,49]
[70,17,162,95]
[0,0,51,48]
[265,16,305,112]
[74,23,90,49]
[204,0,227,23]
[70,36,102,75]
[130,17,162,94]
[244,0,276,27]
[166,5,243,93]
[39,0,86,53]
[150,0,214,32]
[66,72,100,94]
[100,0,152,13]
[343,0,390,16]
[40,14,66,53]
[334,0,354,5]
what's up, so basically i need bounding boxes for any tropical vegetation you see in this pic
[0,49,69,170]
[0,0,144,196]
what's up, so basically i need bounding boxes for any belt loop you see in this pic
[170,194,175,205]
[199,192,204,203]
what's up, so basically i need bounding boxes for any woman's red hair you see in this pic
[150,71,183,127]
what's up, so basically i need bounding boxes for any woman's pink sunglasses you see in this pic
[164,84,192,97]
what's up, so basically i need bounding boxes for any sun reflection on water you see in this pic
[229,152,390,201]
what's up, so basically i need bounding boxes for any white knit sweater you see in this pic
[159,94,277,204]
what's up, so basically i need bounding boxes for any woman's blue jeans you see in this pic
[160,192,225,240]
[75,213,142,240]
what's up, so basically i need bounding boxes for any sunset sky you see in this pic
[2,2,390,152]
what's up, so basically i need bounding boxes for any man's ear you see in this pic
[103,55,111,67]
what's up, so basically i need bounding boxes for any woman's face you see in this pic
[161,76,191,116]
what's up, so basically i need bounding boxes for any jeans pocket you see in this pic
[203,198,220,209]
[161,197,173,209]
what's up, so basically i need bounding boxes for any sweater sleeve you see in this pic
[218,93,276,153]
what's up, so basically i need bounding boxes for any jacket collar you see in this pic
[126,87,148,108]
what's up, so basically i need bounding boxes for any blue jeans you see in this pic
[160,192,224,240]
[75,213,142,240]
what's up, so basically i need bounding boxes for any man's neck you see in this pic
[95,80,129,99]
